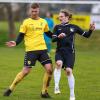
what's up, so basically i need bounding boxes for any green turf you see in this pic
[0,21,100,100]
[0,47,100,100]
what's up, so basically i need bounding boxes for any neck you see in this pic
[61,21,69,24]
[31,16,40,20]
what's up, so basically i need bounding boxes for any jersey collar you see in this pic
[61,22,69,26]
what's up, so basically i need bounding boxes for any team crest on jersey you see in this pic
[40,22,43,26]
[70,28,74,32]
[28,61,31,65]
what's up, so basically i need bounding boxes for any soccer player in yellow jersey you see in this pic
[4,3,53,98]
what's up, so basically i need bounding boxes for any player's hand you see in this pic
[90,22,95,31]
[6,41,16,47]
[58,33,66,39]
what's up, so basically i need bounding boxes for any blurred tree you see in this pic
[20,3,28,21]
[4,3,16,39]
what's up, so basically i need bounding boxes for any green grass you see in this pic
[0,21,20,46]
[0,21,100,100]
[0,47,100,100]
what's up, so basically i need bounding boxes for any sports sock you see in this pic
[9,71,25,91]
[42,72,52,94]
[54,68,61,88]
[67,74,75,97]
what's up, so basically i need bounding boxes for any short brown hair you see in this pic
[31,3,40,9]
[60,9,72,20]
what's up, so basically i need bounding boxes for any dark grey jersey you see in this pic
[52,23,93,52]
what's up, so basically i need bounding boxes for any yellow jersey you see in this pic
[19,18,49,51]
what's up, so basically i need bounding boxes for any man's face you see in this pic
[30,8,40,18]
[59,12,69,23]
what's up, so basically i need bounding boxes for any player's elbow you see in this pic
[84,33,91,38]
[52,35,58,42]
[84,31,92,38]
[85,35,90,38]
[45,31,53,38]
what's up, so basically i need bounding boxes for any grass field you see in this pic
[0,47,100,100]
[0,22,100,100]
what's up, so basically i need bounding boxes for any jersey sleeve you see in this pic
[75,25,93,38]
[15,33,24,45]
[19,20,27,34]
[75,25,84,35]
[44,21,50,32]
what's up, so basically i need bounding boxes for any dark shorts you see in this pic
[24,50,52,67]
[55,49,75,69]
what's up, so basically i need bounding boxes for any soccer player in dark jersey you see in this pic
[3,3,53,98]
[53,9,95,100]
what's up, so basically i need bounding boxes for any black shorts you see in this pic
[24,50,52,67]
[55,49,75,69]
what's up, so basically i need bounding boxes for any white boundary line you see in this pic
[0,0,100,4]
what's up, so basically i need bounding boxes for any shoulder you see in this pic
[71,24,81,29]
[69,24,78,27]
[22,18,31,24]
[23,18,31,22]
[40,18,47,23]
[54,24,60,28]
[69,24,81,29]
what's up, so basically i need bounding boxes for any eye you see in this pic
[32,11,34,12]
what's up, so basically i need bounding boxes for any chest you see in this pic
[27,21,45,32]
[57,26,76,36]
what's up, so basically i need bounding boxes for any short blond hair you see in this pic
[60,9,72,20]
